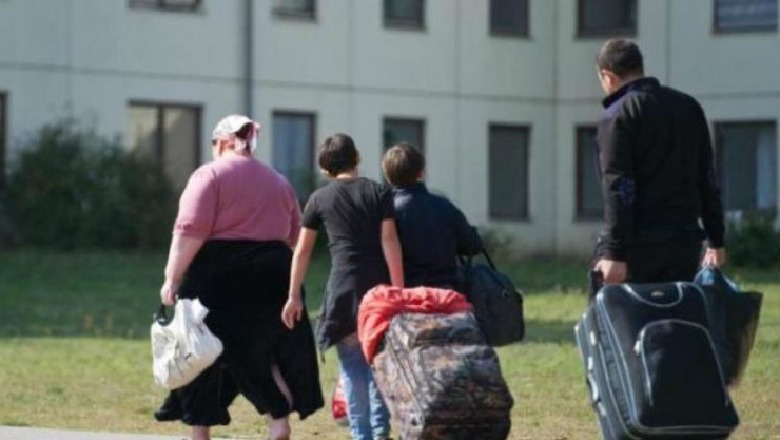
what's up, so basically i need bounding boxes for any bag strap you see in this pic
[480,249,498,270]
[459,249,499,292]
[461,250,498,269]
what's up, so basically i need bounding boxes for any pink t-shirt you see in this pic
[173,155,301,246]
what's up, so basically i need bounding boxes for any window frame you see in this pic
[489,0,530,38]
[488,123,531,222]
[574,125,603,221]
[382,117,426,152]
[384,0,426,30]
[128,0,202,12]
[714,119,778,212]
[576,0,638,38]
[271,110,317,201]
[713,0,779,34]
[273,0,317,21]
[127,100,202,189]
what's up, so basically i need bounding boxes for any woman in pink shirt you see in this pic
[155,115,323,440]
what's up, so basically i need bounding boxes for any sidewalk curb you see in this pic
[0,426,183,440]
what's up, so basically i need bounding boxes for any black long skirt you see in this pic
[155,240,324,426]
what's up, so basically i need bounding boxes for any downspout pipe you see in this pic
[244,0,254,117]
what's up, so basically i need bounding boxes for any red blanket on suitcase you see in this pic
[357,285,472,363]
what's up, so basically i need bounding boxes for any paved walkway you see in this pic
[0,426,185,440]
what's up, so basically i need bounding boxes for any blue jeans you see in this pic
[336,334,391,440]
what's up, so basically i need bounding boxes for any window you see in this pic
[272,112,316,201]
[490,0,529,37]
[715,0,778,33]
[575,126,604,220]
[127,102,201,191]
[128,0,201,12]
[489,124,529,221]
[384,0,425,29]
[577,0,637,37]
[273,0,316,20]
[0,93,5,190]
[383,118,425,151]
[716,121,777,212]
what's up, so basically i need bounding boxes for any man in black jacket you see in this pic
[592,39,726,287]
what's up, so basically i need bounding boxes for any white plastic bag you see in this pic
[151,298,223,389]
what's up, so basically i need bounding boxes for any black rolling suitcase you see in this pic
[574,282,739,440]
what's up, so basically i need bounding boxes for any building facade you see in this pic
[0,0,778,255]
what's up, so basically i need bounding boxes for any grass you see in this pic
[0,249,778,439]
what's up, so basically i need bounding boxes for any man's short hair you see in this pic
[597,39,644,78]
[318,133,359,176]
[383,143,425,188]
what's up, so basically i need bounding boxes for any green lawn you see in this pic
[0,250,778,439]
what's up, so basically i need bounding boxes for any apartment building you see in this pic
[0,0,777,255]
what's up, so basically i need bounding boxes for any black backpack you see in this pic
[458,251,525,346]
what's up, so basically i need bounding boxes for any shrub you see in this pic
[725,210,780,269]
[0,197,21,249]
[5,121,176,250]
[476,227,517,260]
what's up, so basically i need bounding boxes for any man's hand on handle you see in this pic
[702,247,726,268]
[594,259,628,284]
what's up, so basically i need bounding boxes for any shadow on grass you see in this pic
[523,319,579,345]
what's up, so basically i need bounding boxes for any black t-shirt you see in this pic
[301,177,394,348]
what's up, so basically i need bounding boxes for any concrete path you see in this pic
[0,426,185,440]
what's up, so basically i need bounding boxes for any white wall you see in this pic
[253,0,565,254]
[0,0,247,155]
[2,0,778,255]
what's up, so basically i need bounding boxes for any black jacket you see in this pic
[392,183,483,288]
[597,77,725,260]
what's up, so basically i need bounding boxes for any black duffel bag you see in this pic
[458,250,525,346]
[694,267,763,386]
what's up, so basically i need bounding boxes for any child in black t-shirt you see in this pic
[282,133,402,440]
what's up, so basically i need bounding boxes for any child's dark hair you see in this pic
[382,143,425,188]
[318,133,359,176]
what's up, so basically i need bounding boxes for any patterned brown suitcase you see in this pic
[372,311,513,440]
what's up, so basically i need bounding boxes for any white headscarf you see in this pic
[211,114,262,153]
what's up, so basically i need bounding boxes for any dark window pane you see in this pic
[384,0,425,28]
[273,112,316,201]
[128,0,202,12]
[489,125,529,220]
[128,103,200,191]
[717,121,777,211]
[490,0,529,36]
[128,106,159,160]
[273,0,316,19]
[576,127,604,220]
[383,118,425,152]
[578,0,637,36]
[715,0,778,32]
[162,107,200,191]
